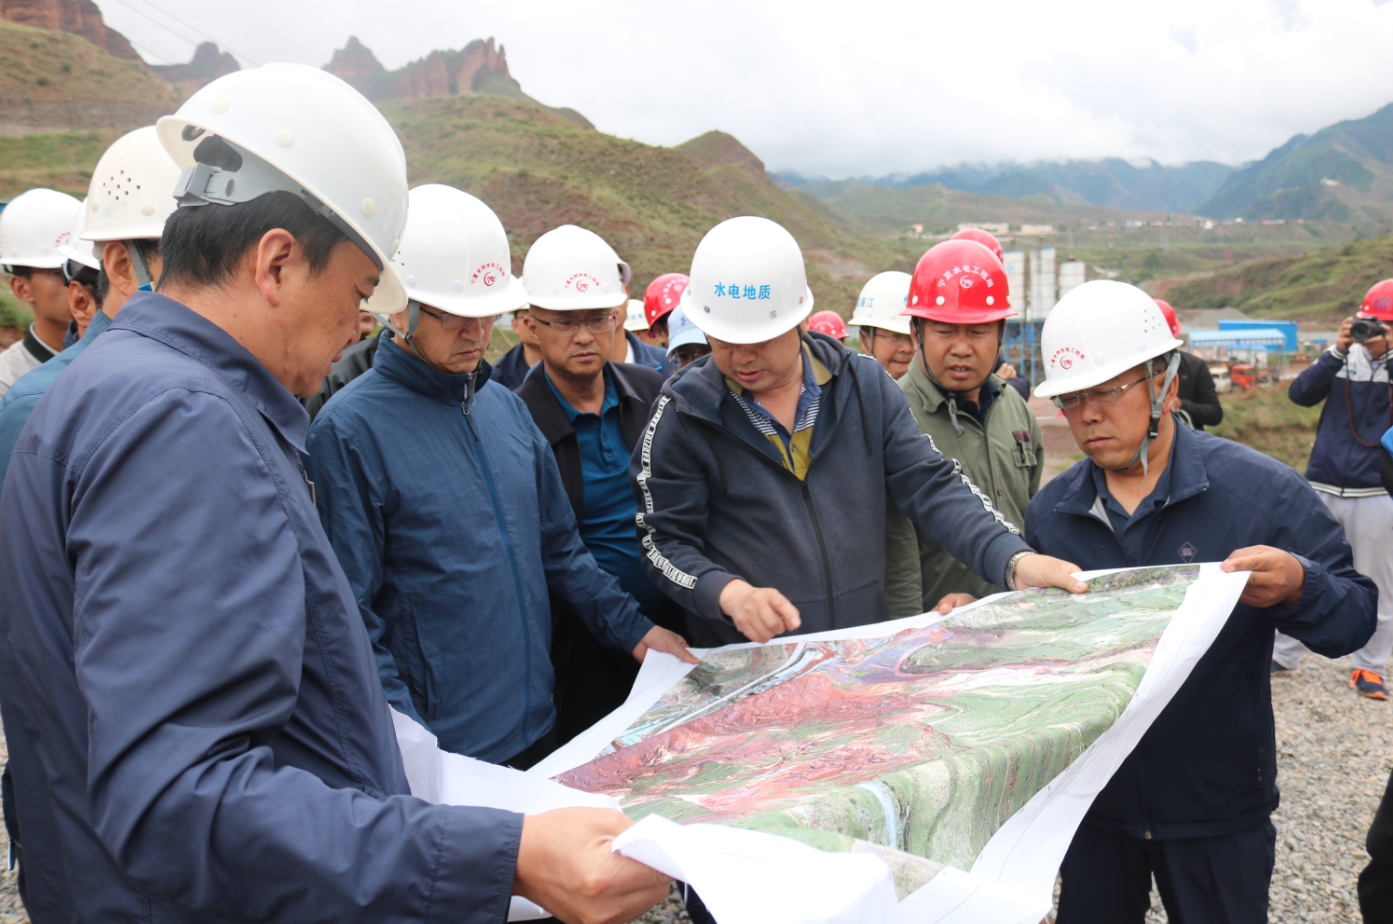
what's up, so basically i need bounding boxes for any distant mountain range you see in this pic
[1198,103,1393,227]
[777,158,1235,215]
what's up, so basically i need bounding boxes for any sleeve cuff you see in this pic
[428,806,524,924]
[983,533,1034,591]
[694,570,739,624]
[619,614,655,653]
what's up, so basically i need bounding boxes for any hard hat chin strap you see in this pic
[1117,351,1181,478]
[125,241,153,290]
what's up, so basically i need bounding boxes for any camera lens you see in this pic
[1350,318,1384,342]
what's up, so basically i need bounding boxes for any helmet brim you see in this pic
[1033,337,1183,398]
[680,285,815,345]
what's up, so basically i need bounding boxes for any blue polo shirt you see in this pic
[1089,436,1178,565]
[545,366,665,610]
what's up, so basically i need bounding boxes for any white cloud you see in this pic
[93,0,1393,177]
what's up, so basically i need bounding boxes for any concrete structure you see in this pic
[1020,224,1056,235]
[1059,261,1086,300]
[1002,249,1026,313]
[959,222,1008,234]
[1028,247,1056,321]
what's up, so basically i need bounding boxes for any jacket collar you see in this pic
[110,291,312,452]
[82,306,114,342]
[518,360,647,445]
[901,358,1001,414]
[667,330,848,425]
[373,330,492,407]
[1053,419,1211,519]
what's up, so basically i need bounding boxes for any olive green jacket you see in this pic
[884,362,1044,615]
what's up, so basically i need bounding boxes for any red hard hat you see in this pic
[905,239,1014,325]
[951,227,1004,264]
[807,310,849,339]
[1153,298,1182,339]
[1361,280,1393,321]
[644,273,689,326]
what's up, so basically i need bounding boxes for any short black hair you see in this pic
[157,191,348,292]
[94,238,160,304]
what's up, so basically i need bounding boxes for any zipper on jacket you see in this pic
[800,480,838,630]
[461,400,535,743]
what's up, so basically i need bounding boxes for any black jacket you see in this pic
[303,329,382,420]
[490,342,533,392]
[514,360,668,743]
[1176,350,1222,430]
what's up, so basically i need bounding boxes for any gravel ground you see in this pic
[0,653,1381,923]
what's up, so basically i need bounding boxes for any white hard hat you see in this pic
[1035,280,1183,399]
[665,306,708,355]
[57,198,101,271]
[156,63,410,312]
[624,299,649,331]
[0,188,83,269]
[850,271,912,335]
[679,216,813,345]
[82,126,183,243]
[376,184,523,319]
[521,224,630,310]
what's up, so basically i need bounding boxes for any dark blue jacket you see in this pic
[490,341,533,391]
[0,307,112,485]
[307,333,651,763]
[631,331,1032,646]
[0,292,521,922]
[626,329,675,377]
[1026,424,1376,839]
[1290,344,1393,495]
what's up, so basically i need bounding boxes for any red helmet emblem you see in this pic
[959,275,975,289]
[482,271,496,287]
[1060,356,1074,370]
[575,278,589,292]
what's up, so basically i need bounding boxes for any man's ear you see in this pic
[9,273,32,304]
[251,229,299,310]
[519,313,541,345]
[68,280,99,327]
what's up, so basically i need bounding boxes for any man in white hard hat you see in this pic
[0,188,81,398]
[631,216,1086,650]
[0,66,671,924]
[0,128,180,485]
[510,225,692,742]
[54,197,104,341]
[309,196,692,763]
[880,239,1044,620]
[850,270,915,380]
[1024,280,1375,924]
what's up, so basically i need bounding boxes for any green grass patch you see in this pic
[1210,382,1323,472]
[0,284,33,331]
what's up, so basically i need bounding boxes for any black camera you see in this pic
[1351,318,1387,342]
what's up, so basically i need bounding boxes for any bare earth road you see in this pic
[0,652,1384,922]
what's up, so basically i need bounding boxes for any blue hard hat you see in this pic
[666,306,708,356]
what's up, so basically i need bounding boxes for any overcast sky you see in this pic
[94,0,1393,178]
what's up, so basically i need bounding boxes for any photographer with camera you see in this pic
[1273,281,1393,699]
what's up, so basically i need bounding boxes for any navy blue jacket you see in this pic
[1026,424,1376,839]
[490,341,533,391]
[1290,344,1393,495]
[0,292,521,922]
[632,331,1031,646]
[307,333,652,763]
[626,329,675,377]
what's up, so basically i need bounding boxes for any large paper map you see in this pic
[557,565,1199,893]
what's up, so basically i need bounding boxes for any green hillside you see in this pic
[792,177,1162,235]
[1163,234,1393,325]
[1200,104,1393,231]
[384,98,921,311]
[0,129,126,199]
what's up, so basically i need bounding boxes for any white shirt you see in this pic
[0,326,58,399]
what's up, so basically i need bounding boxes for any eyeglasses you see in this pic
[415,303,494,331]
[671,345,711,367]
[1052,370,1161,410]
[867,330,913,348]
[532,313,617,335]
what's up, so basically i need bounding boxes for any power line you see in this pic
[123,0,263,66]
[100,0,262,68]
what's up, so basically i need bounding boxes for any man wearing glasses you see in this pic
[308,193,692,770]
[1024,280,1375,924]
[514,227,693,743]
[879,241,1044,619]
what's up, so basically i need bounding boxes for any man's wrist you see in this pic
[1004,551,1033,591]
